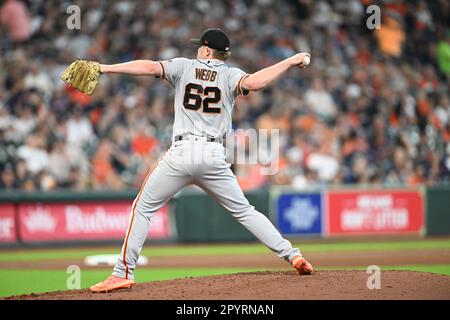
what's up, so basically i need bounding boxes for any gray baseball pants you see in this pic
[113,138,301,279]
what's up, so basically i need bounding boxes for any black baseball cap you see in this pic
[190,28,230,52]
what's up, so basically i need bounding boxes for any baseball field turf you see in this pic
[1,238,449,298]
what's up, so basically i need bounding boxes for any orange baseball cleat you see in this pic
[291,256,314,275]
[90,275,135,293]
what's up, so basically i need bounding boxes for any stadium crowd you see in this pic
[0,0,449,191]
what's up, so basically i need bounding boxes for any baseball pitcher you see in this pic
[62,28,313,293]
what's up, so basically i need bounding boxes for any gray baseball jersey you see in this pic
[159,58,249,139]
[113,58,301,280]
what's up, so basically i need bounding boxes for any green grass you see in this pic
[1,238,449,262]
[0,264,449,298]
[382,264,450,276]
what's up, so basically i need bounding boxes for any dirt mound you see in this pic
[5,270,450,300]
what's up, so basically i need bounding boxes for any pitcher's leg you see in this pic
[113,157,190,279]
[197,167,300,262]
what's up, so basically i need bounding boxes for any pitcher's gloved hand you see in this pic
[60,58,101,95]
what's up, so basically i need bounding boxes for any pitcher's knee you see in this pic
[134,199,163,221]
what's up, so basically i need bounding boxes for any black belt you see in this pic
[174,135,222,143]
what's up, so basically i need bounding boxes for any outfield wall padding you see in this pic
[426,186,450,236]
[173,189,270,242]
[1,185,449,246]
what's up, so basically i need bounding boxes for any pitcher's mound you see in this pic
[6,270,450,300]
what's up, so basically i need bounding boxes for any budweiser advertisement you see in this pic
[0,204,17,243]
[326,190,424,235]
[18,201,170,242]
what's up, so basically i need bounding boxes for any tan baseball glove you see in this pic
[60,58,101,95]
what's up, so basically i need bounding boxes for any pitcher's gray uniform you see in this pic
[113,58,301,280]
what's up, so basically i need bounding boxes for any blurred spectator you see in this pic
[0,163,17,189]
[16,135,48,174]
[305,152,339,182]
[131,124,159,157]
[24,63,52,100]
[256,106,290,134]
[15,159,29,187]
[91,138,124,190]
[66,107,94,146]
[374,14,405,58]
[304,78,337,123]
[407,163,426,186]
[39,171,57,191]
[0,0,30,43]
[48,139,71,184]
[62,166,85,190]
[0,0,449,191]
[436,32,450,79]
[236,163,268,191]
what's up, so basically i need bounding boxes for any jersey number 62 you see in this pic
[183,83,221,114]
